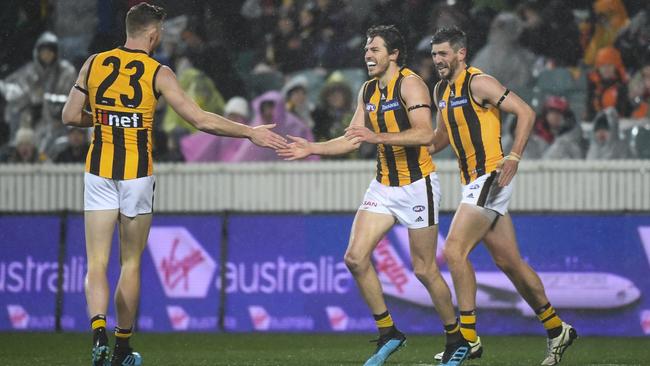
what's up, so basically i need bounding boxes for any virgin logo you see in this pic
[248,306,270,331]
[325,306,348,331]
[166,305,189,331]
[373,237,409,293]
[7,305,29,329]
[641,310,650,335]
[148,227,216,298]
[161,238,204,291]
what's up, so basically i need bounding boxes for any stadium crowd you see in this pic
[0,0,649,164]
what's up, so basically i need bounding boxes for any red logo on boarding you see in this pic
[326,306,349,331]
[248,306,271,331]
[7,305,29,329]
[148,227,216,298]
[166,306,190,330]
[374,238,409,293]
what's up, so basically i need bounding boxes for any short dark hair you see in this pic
[366,25,407,66]
[430,27,467,51]
[126,3,166,36]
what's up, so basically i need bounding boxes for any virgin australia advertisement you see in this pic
[0,216,63,331]
[224,214,649,336]
[61,215,222,332]
[1,214,649,335]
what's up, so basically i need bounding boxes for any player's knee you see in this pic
[493,255,522,276]
[443,239,467,266]
[493,256,513,273]
[412,259,439,283]
[344,251,369,274]
[86,258,109,272]
[119,255,143,271]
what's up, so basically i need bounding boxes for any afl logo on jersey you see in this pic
[365,103,376,112]
[438,100,446,110]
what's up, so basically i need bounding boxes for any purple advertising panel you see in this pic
[62,215,222,332]
[226,214,650,336]
[0,215,62,331]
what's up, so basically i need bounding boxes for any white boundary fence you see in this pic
[1,160,649,212]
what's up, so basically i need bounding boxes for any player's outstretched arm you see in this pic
[344,75,434,147]
[156,66,287,149]
[471,74,535,187]
[277,88,364,160]
[62,55,95,127]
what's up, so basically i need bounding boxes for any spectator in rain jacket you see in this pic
[584,0,629,66]
[471,12,535,93]
[586,108,630,159]
[587,47,633,120]
[540,97,587,159]
[231,90,316,161]
[0,31,76,157]
[179,96,252,162]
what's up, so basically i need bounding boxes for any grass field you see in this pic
[1,333,648,366]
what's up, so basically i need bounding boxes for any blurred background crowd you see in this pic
[0,0,649,164]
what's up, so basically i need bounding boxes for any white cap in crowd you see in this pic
[14,127,35,146]
[224,96,250,120]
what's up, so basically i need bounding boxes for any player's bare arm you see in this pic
[156,66,287,149]
[344,75,434,146]
[429,83,450,155]
[471,74,535,187]
[277,88,364,160]
[61,55,96,127]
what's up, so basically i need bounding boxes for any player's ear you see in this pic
[457,47,467,62]
[390,49,399,63]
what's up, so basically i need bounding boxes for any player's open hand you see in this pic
[276,135,312,160]
[248,124,288,149]
[344,125,380,144]
[497,157,518,187]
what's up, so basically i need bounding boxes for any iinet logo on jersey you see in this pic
[326,306,375,331]
[7,305,29,329]
[148,227,216,298]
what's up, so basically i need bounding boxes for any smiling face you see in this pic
[364,36,396,78]
[430,41,465,81]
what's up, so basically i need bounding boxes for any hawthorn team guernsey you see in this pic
[86,46,161,180]
[436,66,504,185]
[363,67,435,187]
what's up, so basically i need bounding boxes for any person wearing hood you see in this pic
[540,97,587,159]
[586,108,630,159]
[470,12,536,94]
[283,75,315,130]
[180,96,252,162]
[587,46,633,120]
[583,0,630,66]
[628,56,650,119]
[162,51,226,135]
[0,31,77,158]
[230,90,315,161]
[0,127,40,163]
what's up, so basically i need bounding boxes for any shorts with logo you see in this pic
[359,172,440,229]
[84,172,155,217]
[460,171,513,215]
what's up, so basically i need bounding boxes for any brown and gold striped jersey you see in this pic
[85,46,161,180]
[436,66,503,185]
[363,67,435,187]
